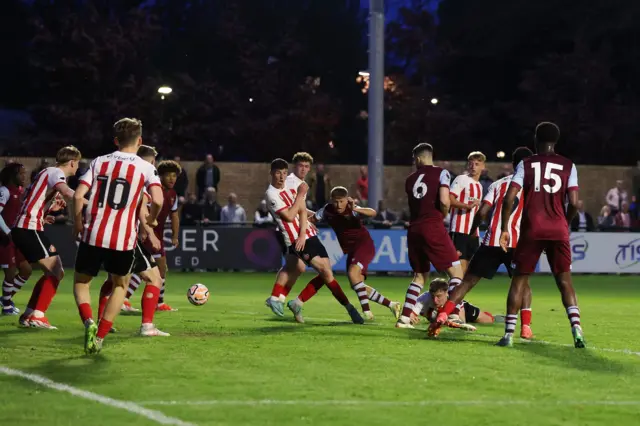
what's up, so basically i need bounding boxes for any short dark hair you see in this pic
[157,160,182,176]
[0,162,24,186]
[137,145,158,158]
[330,186,348,198]
[413,142,433,157]
[534,122,560,144]
[270,158,289,171]
[114,118,143,148]
[56,145,82,164]
[429,278,449,294]
[512,146,534,168]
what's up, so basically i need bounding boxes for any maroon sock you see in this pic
[400,282,423,321]
[325,279,349,306]
[97,319,113,339]
[78,303,93,323]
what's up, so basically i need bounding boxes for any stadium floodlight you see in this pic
[431,98,439,105]
[359,71,370,77]
[497,151,506,159]
[158,86,173,95]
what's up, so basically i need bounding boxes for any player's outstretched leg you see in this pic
[287,275,324,323]
[520,281,534,339]
[310,257,363,324]
[396,277,423,329]
[22,256,64,329]
[496,275,527,347]
[553,271,585,348]
[368,287,401,320]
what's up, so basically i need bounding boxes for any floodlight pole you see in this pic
[367,0,384,210]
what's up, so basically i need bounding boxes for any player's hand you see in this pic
[499,231,510,253]
[178,196,185,204]
[347,197,356,209]
[409,312,421,326]
[294,235,306,252]
[171,237,179,247]
[44,215,56,225]
[297,182,309,195]
[147,217,158,228]
[150,233,162,251]
[468,199,480,209]
[139,228,148,241]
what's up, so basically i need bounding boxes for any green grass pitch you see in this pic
[1,271,639,425]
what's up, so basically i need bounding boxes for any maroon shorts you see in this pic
[407,222,460,273]
[0,241,26,269]
[142,235,166,258]
[346,239,376,278]
[514,239,571,274]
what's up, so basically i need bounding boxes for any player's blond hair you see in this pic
[114,117,143,147]
[428,278,449,294]
[467,151,486,162]
[292,152,314,164]
[56,145,82,164]
[330,186,348,198]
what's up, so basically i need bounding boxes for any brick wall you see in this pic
[5,157,633,216]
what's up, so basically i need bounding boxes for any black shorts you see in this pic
[468,245,514,279]
[75,242,136,277]
[132,240,156,274]
[11,228,58,263]
[276,232,288,256]
[463,301,480,323]
[449,232,479,260]
[291,235,328,265]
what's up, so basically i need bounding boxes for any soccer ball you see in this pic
[187,284,209,306]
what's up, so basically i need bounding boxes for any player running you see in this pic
[14,147,81,329]
[496,122,585,348]
[297,186,401,321]
[0,163,32,315]
[266,159,363,324]
[396,142,464,333]
[73,118,163,354]
[439,147,536,339]
[448,151,485,273]
[266,152,313,316]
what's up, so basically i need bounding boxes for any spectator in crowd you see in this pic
[399,208,410,229]
[356,165,369,206]
[221,192,246,224]
[181,192,202,226]
[306,163,331,209]
[372,200,396,229]
[201,187,222,224]
[254,200,275,228]
[479,169,493,197]
[30,158,50,183]
[196,154,220,198]
[570,200,595,232]
[67,159,89,190]
[598,205,615,230]
[633,161,640,205]
[630,195,639,220]
[605,180,628,215]
[173,155,189,202]
[615,202,632,230]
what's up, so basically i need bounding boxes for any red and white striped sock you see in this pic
[566,306,581,328]
[158,278,166,305]
[127,274,142,300]
[400,282,423,323]
[352,282,370,312]
[369,288,392,307]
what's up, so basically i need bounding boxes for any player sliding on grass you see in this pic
[266,152,313,316]
[437,147,536,339]
[298,186,401,321]
[14,146,81,329]
[266,159,363,324]
[0,163,32,315]
[73,118,164,354]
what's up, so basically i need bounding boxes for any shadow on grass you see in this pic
[513,342,629,374]
[20,354,111,386]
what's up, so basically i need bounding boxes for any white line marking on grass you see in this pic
[138,399,640,407]
[0,366,195,426]
[239,310,640,357]
[233,311,385,325]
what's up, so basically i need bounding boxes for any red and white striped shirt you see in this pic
[482,174,524,248]
[265,181,316,247]
[14,167,68,231]
[449,174,483,236]
[79,151,161,251]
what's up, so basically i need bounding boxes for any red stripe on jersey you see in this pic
[37,188,58,231]
[109,164,135,250]
[95,161,123,247]
[79,180,90,188]
[467,184,477,234]
[454,188,466,233]
[19,172,48,230]
[122,173,145,251]
[510,193,524,248]
[278,190,297,245]
[85,161,110,241]
[281,191,294,206]
[488,182,507,246]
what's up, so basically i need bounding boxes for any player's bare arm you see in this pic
[469,202,491,236]
[449,193,479,211]
[348,197,376,217]
[148,185,164,226]
[499,185,519,251]
[438,186,451,217]
[139,196,161,251]
[73,182,89,237]
[170,209,180,246]
[56,181,75,202]
[565,189,579,225]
